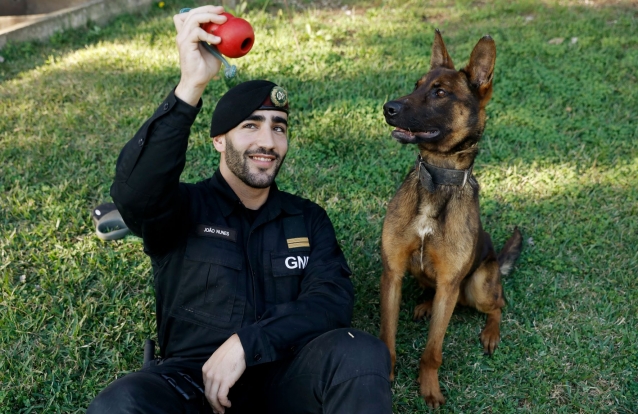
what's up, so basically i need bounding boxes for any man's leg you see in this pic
[86,370,187,414]
[263,328,392,414]
[86,359,212,414]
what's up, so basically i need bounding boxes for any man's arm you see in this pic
[110,7,227,255]
[236,207,355,365]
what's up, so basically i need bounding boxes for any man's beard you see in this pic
[224,138,284,189]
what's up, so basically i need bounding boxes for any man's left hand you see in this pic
[202,334,246,414]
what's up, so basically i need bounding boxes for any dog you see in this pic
[379,30,522,408]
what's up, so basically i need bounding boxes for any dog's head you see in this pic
[383,30,496,153]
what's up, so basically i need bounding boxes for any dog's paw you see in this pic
[424,394,446,409]
[420,385,446,408]
[413,301,433,321]
[419,367,445,408]
[480,326,500,355]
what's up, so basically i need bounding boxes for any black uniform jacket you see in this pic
[110,90,354,366]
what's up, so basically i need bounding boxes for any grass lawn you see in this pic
[1,0,637,412]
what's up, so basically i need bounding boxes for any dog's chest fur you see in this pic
[409,191,445,281]
[414,202,437,239]
[408,185,478,284]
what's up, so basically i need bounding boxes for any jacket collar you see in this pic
[208,169,301,222]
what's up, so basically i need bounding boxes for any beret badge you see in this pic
[270,86,288,108]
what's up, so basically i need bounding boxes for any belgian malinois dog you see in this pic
[379,30,522,408]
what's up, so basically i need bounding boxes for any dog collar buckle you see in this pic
[415,156,436,193]
[461,164,474,187]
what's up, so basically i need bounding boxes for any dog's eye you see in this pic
[435,89,446,98]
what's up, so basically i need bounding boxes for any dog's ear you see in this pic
[464,35,496,100]
[430,29,455,70]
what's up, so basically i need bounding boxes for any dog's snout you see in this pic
[383,101,403,118]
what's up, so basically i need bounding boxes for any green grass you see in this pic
[1,0,637,412]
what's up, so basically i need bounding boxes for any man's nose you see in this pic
[255,126,276,148]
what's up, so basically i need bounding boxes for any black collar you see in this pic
[414,155,474,193]
[207,169,301,222]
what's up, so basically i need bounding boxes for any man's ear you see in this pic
[212,135,226,153]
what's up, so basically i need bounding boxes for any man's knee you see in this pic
[265,329,392,413]
[314,328,391,376]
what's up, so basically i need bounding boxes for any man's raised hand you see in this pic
[173,6,228,106]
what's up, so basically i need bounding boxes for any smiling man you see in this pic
[86,5,391,414]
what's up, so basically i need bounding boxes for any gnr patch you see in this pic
[272,253,310,275]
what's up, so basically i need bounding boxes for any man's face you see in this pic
[218,110,289,189]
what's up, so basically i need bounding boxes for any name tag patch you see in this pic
[196,224,237,242]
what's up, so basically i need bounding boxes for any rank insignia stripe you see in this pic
[287,237,310,249]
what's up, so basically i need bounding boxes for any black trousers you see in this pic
[87,329,392,414]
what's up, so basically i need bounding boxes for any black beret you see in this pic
[210,80,289,138]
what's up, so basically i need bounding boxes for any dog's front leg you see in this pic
[419,283,460,408]
[379,267,403,381]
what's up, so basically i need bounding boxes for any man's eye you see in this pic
[243,123,257,129]
[274,126,286,133]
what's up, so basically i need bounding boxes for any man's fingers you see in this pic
[217,384,232,408]
[184,5,226,15]
[174,7,227,34]
[186,11,228,27]
[176,24,222,52]
[195,27,222,46]
[173,4,225,24]
[173,13,184,32]
[175,15,226,49]
[204,375,225,414]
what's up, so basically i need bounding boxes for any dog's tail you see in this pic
[497,227,523,276]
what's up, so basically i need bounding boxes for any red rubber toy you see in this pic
[202,13,254,58]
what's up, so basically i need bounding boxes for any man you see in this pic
[87,6,391,414]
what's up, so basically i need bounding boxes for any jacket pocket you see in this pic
[175,237,243,325]
[270,252,308,303]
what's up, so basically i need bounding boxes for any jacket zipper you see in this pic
[246,229,258,320]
